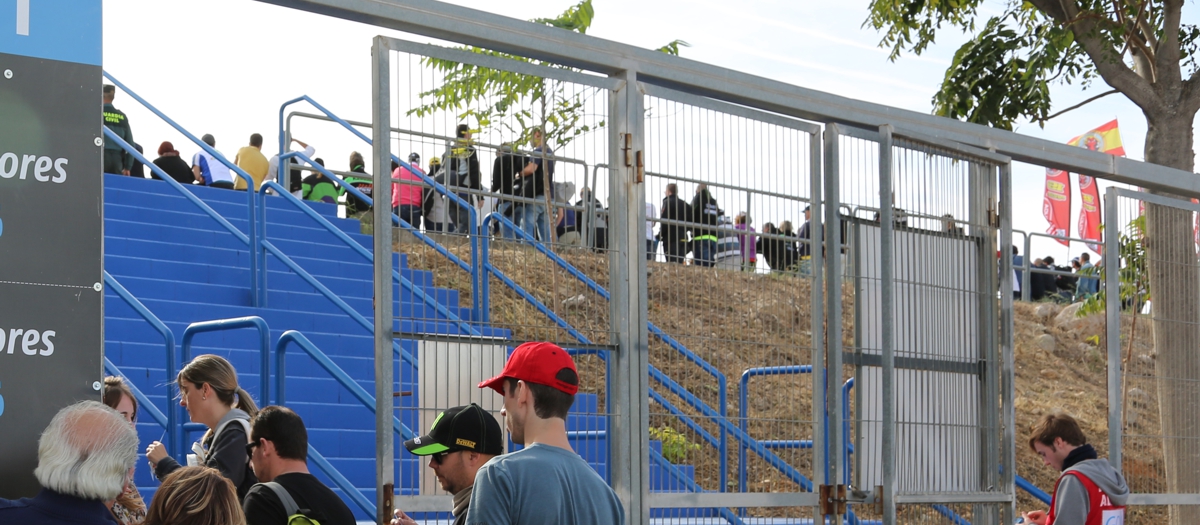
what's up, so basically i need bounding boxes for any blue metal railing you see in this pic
[104,71,262,305]
[274,330,415,440]
[275,96,482,320]
[649,447,747,525]
[257,177,479,338]
[738,366,818,494]
[480,212,737,489]
[273,331,383,517]
[103,271,183,457]
[180,317,272,409]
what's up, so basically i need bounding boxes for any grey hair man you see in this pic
[0,400,140,525]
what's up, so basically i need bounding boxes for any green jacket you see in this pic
[103,103,135,171]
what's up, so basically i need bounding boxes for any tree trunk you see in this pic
[1141,109,1200,525]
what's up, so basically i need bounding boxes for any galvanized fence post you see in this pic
[1104,186,1122,471]
[371,36,395,525]
[608,69,650,525]
[876,125,897,524]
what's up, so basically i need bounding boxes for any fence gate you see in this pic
[1104,187,1200,524]
[824,124,1016,525]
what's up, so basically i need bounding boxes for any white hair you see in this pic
[34,400,139,500]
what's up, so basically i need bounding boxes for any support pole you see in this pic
[608,70,650,525]
[1104,186,1122,471]
[877,125,896,525]
[371,36,395,525]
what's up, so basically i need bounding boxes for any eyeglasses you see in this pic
[246,439,263,456]
[431,450,458,464]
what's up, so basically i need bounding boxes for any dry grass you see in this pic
[400,238,1165,518]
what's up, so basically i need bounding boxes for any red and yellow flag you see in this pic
[1071,120,1124,254]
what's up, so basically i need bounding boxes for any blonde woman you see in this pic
[102,376,147,525]
[143,467,246,525]
[145,354,259,500]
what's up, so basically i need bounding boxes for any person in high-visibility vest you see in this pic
[1022,412,1128,525]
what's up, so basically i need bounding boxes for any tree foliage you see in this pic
[865,0,1200,129]
[409,0,688,148]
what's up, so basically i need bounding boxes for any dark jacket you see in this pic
[0,489,118,525]
[659,194,691,242]
[344,165,372,215]
[491,150,527,197]
[152,155,195,185]
[758,227,798,272]
[445,142,482,195]
[690,190,721,240]
[515,158,550,199]
[155,409,257,501]
[103,103,135,171]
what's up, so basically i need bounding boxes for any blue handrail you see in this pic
[258,239,417,368]
[275,330,415,440]
[104,71,262,306]
[738,365,814,494]
[257,178,480,337]
[104,358,170,429]
[308,444,376,516]
[648,447,747,525]
[103,271,182,458]
[101,130,248,245]
[275,96,482,320]
[481,212,733,489]
[180,316,272,407]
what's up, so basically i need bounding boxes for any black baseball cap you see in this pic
[404,403,503,456]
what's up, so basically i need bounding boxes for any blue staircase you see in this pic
[103,174,711,520]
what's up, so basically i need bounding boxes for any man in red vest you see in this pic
[1022,412,1129,525]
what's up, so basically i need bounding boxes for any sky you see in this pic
[100,0,1196,264]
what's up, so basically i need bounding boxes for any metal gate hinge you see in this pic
[819,484,847,516]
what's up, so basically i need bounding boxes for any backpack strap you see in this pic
[262,481,300,517]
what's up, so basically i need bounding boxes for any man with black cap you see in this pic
[469,342,624,525]
[392,403,502,525]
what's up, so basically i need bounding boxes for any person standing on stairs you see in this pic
[102,84,135,176]
[145,354,260,501]
[391,403,503,525]
[469,342,624,525]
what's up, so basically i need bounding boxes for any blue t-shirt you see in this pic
[466,443,623,525]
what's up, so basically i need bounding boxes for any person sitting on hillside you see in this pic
[301,159,338,204]
[152,141,196,185]
[758,221,798,273]
[553,181,579,246]
[233,134,270,192]
[1073,253,1099,302]
[344,151,373,217]
[192,134,235,189]
[266,138,315,197]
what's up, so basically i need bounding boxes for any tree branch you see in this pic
[1040,89,1122,121]
[1155,0,1184,89]
[1030,0,1161,110]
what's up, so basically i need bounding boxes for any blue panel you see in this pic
[0,0,101,65]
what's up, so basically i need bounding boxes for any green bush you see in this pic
[650,425,700,463]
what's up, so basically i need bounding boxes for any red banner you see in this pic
[1043,168,1072,246]
[1069,120,1124,254]
[1077,174,1102,254]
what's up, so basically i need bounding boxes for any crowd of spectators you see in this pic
[1010,247,1100,303]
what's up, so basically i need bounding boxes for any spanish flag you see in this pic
[1072,120,1124,254]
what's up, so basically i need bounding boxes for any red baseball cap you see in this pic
[478,342,579,395]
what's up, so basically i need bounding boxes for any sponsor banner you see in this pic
[1043,168,1071,246]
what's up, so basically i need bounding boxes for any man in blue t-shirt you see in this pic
[471,342,624,525]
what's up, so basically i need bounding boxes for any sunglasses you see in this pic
[246,439,263,456]
[430,450,459,464]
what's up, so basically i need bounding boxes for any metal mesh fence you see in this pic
[831,126,1009,519]
[639,90,820,512]
[1108,189,1200,522]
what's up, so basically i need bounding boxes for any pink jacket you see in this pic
[392,166,425,208]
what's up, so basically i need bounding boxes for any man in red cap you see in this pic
[468,342,624,525]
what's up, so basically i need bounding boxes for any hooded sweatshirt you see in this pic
[1050,444,1129,525]
[154,408,257,500]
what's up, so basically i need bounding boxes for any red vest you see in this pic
[1047,470,1125,525]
